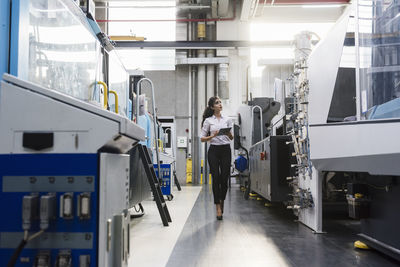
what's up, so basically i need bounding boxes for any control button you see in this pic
[60,193,73,219]
[40,194,56,230]
[55,250,71,267]
[79,255,90,267]
[34,251,50,267]
[78,193,91,219]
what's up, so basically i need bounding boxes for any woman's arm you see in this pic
[201,130,219,142]
[200,119,218,142]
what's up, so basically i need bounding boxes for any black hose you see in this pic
[131,213,145,219]
[134,205,141,213]
[7,239,27,267]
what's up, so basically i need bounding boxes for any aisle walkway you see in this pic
[128,186,202,267]
[129,184,399,267]
[166,184,398,267]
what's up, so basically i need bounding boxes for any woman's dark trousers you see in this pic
[208,144,231,204]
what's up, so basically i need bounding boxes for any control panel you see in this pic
[0,154,98,267]
[154,164,171,196]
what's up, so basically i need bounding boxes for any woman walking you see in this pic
[200,96,233,220]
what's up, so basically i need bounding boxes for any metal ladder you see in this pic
[138,144,172,226]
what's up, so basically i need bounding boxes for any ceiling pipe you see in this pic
[95,5,211,10]
[96,0,236,23]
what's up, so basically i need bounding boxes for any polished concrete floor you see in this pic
[129,183,399,267]
[128,186,202,267]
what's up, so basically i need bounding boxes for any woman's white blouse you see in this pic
[200,114,233,145]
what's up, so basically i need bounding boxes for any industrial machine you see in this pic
[248,136,295,202]
[285,0,400,261]
[237,97,280,149]
[237,97,295,202]
[0,74,144,267]
[0,1,146,266]
[159,118,183,197]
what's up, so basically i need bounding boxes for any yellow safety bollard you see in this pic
[186,158,192,184]
[200,160,204,184]
[200,174,212,185]
[200,160,212,184]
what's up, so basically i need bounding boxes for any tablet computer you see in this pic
[217,127,231,136]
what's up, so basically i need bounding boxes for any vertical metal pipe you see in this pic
[187,15,192,159]
[188,65,192,157]
[190,21,199,184]
[191,64,198,184]
[204,49,215,184]
[197,49,206,184]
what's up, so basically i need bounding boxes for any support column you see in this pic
[204,49,215,184]
[197,49,206,184]
[189,20,199,184]
[191,63,198,184]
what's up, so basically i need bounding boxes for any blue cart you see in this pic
[154,164,173,200]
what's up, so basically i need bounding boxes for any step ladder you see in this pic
[138,144,172,226]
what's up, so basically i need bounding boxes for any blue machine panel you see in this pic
[154,164,171,196]
[0,154,98,267]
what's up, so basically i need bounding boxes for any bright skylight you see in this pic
[250,22,335,77]
[248,22,335,97]
[250,22,334,41]
[108,1,176,70]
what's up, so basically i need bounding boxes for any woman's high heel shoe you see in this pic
[216,203,223,220]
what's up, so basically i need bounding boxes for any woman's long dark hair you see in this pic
[201,96,219,127]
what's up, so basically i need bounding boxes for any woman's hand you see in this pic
[212,130,219,138]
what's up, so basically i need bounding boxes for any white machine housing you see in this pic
[0,74,144,155]
[302,4,400,234]
[0,74,145,266]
